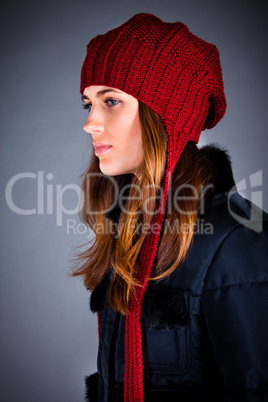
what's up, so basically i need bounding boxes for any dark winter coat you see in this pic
[85,145,268,402]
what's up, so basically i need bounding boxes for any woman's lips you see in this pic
[93,143,112,156]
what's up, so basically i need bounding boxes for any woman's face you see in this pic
[82,85,143,176]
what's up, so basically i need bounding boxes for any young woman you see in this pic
[73,13,268,402]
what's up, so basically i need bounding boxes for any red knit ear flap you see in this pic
[124,190,170,401]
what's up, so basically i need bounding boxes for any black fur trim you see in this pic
[199,143,236,194]
[141,286,189,329]
[90,274,110,313]
[85,373,98,402]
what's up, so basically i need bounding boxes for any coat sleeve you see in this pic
[201,223,268,401]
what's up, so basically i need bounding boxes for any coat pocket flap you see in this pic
[141,287,189,329]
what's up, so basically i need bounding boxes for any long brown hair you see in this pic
[72,101,210,314]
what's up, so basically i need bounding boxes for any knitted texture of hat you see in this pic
[80,13,226,402]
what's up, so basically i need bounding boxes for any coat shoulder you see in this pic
[203,202,268,291]
[188,142,268,292]
[170,188,268,294]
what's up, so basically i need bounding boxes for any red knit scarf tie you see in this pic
[124,146,178,401]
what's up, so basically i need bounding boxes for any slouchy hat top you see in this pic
[80,12,226,401]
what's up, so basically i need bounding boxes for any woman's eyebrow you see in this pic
[96,88,122,96]
[81,88,122,101]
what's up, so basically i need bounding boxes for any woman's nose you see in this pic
[83,109,104,135]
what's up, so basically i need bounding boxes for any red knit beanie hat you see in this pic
[80,13,226,401]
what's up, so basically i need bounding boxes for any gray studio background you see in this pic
[0,0,267,401]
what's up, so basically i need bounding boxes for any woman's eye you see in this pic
[105,98,120,107]
[83,103,92,112]
[82,99,119,112]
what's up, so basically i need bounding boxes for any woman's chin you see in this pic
[99,162,124,177]
[99,160,136,176]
